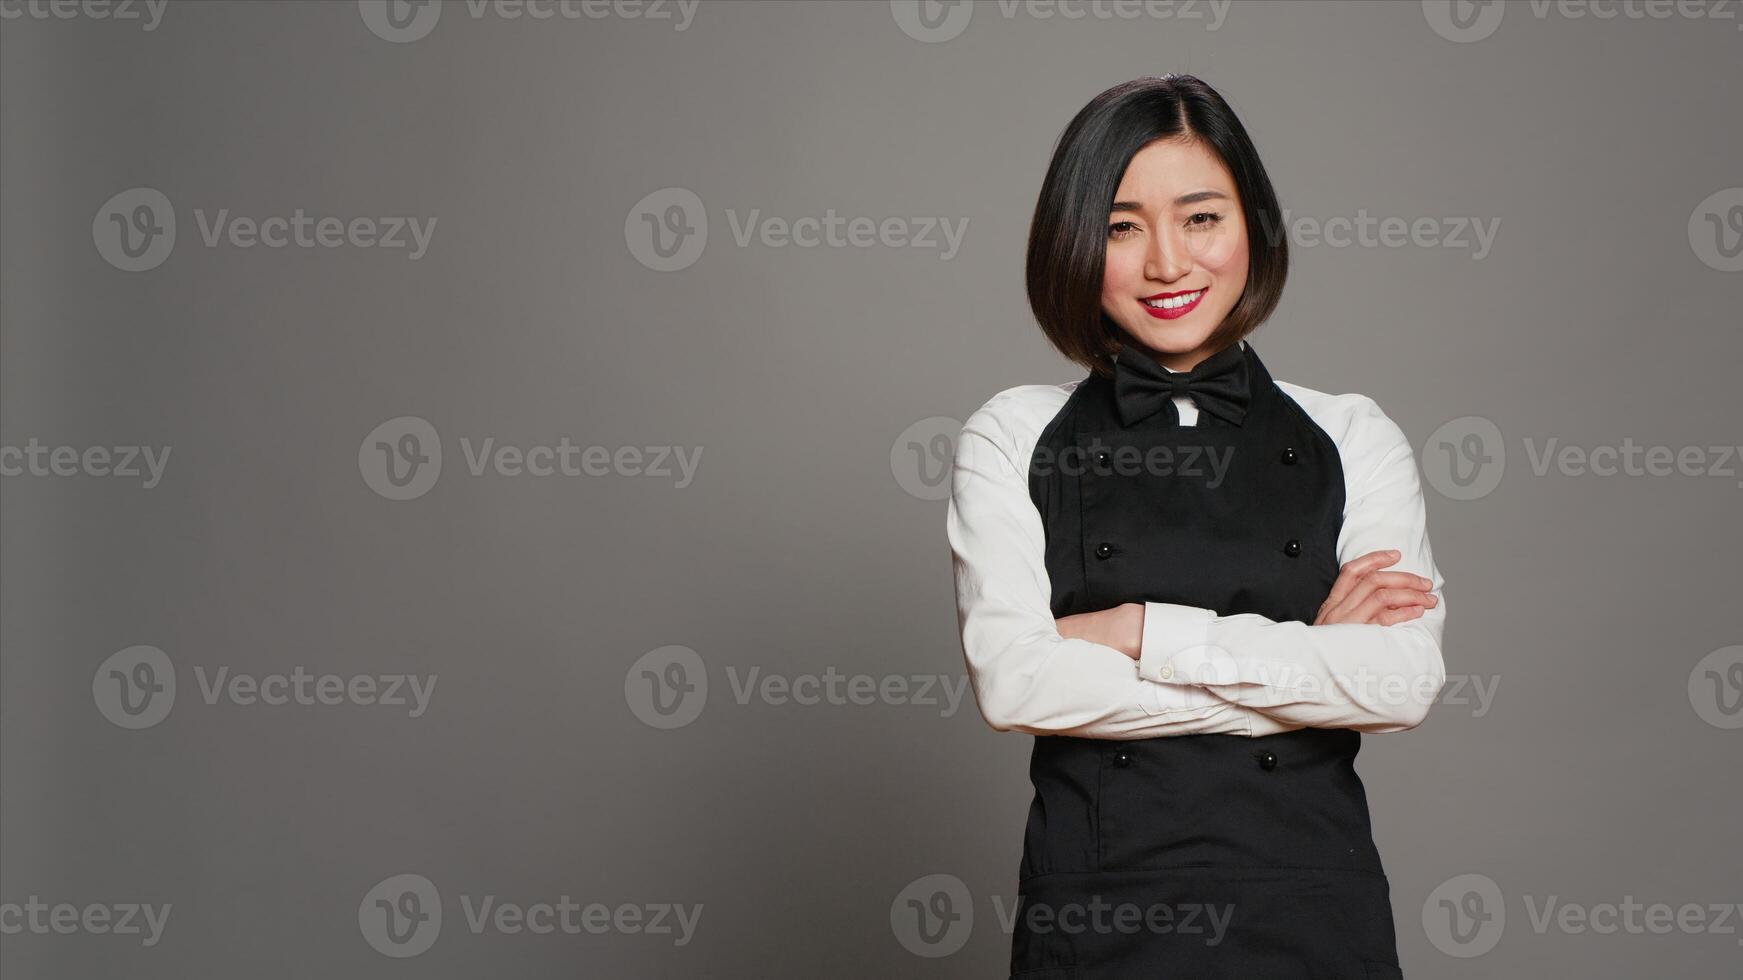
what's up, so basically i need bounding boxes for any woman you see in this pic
[945,75,1448,979]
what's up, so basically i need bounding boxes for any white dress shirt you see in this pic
[945,350,1448,739]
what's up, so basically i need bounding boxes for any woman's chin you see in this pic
[1118,321,1216,355]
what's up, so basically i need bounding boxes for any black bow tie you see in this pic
[1112,341,1251,427]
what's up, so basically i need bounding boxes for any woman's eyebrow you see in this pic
[1110,189,1231,212]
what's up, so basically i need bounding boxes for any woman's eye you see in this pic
[1186,211,1224,228]
[1108,221,1139,239]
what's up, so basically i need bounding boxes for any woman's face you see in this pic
[1100,138,1250,372]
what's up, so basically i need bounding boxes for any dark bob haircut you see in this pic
[1025,74,1289,377]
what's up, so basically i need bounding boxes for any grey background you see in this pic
[3,0,1740,976]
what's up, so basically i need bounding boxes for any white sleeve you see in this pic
[1133,395,1449,734]
[946,397,1301,739]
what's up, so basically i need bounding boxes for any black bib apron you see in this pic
[1010,343,1404,980]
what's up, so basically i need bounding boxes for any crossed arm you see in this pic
[946,395,1448,739]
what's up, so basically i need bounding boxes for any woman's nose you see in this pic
[1144,225,1192,282]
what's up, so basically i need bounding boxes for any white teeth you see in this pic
[1142,289,1203,309]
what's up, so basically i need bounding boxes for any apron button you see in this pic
[1094,450,1111,467]
[1256,750,1278,771]
[1095,542,1114,559]
[1283,539,1301,557]
[1280,446,1298,465]
[1113,749,1133,768]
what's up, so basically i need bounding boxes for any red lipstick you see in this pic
[1140,287,1206,320]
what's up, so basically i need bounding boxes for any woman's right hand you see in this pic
[1314,549,1437,626]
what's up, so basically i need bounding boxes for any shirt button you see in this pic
[1257,750,1278,771]
[1280,447,1298,465]
[1095,542,1114,559]
[1159,663,1175,680]
[1113,748,1133,768]
[1283,539,1301,558]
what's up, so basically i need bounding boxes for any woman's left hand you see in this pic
[1055,603,1146,660]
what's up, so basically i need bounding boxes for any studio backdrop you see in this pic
[2,1,1739,977]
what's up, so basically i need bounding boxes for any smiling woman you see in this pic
[948,74,1447,979]
[1025,75,1289,376]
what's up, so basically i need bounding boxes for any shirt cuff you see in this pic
[1137,602,1229,684]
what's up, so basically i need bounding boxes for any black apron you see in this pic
[1010,342,1404,980]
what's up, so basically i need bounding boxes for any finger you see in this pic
[1361,571,1435,592]
[1373,605,1427,626]
[1323,549,1401,610]
[1326,563,1431,622]
[1348,589,1435,623]
[1329,573,1423,622]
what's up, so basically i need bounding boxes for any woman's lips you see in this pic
[1140,287,1206,320]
